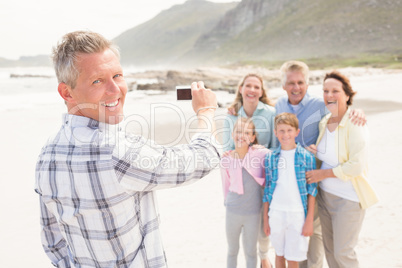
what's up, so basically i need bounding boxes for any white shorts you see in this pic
[269,209,309,262]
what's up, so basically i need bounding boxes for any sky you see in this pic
[0,0,240,60]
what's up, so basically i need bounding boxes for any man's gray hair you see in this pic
[52,31,120,88]
[280,60,309,86]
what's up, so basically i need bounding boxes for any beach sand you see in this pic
[1,70,402,267]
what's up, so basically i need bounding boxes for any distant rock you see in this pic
[10,73,52,79]
[126,66,399,96]
[125,66,325,93]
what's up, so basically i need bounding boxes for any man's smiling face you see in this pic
[283,71,309,105]
[66,49,127,124]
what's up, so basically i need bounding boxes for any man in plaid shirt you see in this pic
[35,31,220,268]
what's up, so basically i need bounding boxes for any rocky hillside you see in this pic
[182,0,293,59]
[114,0,238,67]
[183,0,402,64]
[115,0,402,67]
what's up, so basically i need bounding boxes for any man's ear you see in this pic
[58,83,74,103]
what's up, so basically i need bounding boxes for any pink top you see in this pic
[220,147,270,200]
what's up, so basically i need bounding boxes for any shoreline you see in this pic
[2,65,402,93]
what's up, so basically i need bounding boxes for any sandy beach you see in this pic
[1,69,402,267]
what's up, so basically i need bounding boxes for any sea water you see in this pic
[0,66,160,113]
[0,67,59,112]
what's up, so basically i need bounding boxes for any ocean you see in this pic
[0,66,159,113]
[0,67,56,95]
[0,67,59,112]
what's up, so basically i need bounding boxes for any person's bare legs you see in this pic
[288,260,299,268]
[276,255,286,268]
[261,258,272,268]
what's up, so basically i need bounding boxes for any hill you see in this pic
[114,0,238,68]
[183,0,402,65]
[115,0,402,68]
[0,55,51,67]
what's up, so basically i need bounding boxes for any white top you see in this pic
[270,149,304,212]
[317,127,359,202]
[290,104,301,113]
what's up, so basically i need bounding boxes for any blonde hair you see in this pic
[280,61,309,86]
[274,112,299,130]
[233,117,259,145]
[228,73,273,116]
[52,31,120,88]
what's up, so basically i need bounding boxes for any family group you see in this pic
[220,62,378,268]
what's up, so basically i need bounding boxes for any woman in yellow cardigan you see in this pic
[305,71,378,268]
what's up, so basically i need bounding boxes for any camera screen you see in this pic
[176,87,192,100]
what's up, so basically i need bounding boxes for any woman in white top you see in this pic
[305,71,378,268]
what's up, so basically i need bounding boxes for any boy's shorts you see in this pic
[269,209,309,262]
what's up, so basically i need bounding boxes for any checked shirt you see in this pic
[263,143,317,217]
[35,114,220,268]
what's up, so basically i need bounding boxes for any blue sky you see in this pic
[0,0,240,60]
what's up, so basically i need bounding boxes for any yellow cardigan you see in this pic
[316,108,379,209]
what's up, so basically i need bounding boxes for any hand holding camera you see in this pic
[176,85,192,100]
[177,82,217,116]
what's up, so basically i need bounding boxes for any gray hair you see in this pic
[280,60,309,86]
[52,31,120,88]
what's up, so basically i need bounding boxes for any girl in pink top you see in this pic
[220,117,270,268]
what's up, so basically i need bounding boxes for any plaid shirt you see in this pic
[35,114,220,268]
[263,143,317,217]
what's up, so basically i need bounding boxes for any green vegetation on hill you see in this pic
[115,0,402,68]
[229,53,402,70]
